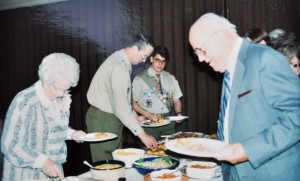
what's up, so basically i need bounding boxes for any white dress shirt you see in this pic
[223,37,243,143]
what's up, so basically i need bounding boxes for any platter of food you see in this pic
[167,132,205,139]
[165,138,228,158]
[145,132,206,156]
[140,118,171,127]
[73,132,117,142]
[145,142,167,156]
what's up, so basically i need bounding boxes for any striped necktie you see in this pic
[217,71,231,141]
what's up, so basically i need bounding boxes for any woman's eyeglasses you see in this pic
[52,84,71,95]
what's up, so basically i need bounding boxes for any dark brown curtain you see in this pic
[0,0,299,176]
[227,0,300,36]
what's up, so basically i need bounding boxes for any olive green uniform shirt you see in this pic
[132,67,183,114]
[132,67,183,140]
[87,49,143,136]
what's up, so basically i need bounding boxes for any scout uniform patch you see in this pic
[146,99,152,108]
[140,72,174,111]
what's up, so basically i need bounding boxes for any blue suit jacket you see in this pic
[224,39,300,181]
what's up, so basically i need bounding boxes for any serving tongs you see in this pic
[162,131,209,140]
[161,131,183,139]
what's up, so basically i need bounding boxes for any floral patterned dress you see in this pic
[1,81,75,181]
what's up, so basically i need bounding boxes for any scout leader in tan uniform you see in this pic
[86,33,157,162]
[132,46,183,140]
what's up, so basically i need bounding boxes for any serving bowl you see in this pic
[112,148,145,168]
[90,160,125,181]
[186,161,220,180]
[132,156,180,175]
[150,169,182,181]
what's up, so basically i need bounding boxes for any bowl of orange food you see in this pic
[112,148,145,168]
[90,160,125,181]
[186,161,220,180]
[150,169,182,181]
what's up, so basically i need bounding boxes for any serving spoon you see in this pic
[170,165,187,174]
[83,160,95,169]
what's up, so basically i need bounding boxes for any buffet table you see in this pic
[78,132,223,181]
[78,158,223,181]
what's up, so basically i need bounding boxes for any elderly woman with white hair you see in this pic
[1,53,86,180]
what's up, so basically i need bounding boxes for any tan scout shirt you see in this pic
[87,49,143,136]
[132,67,183,114]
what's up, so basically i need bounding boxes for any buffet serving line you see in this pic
[78,158,222,181]
[74,128,225,181]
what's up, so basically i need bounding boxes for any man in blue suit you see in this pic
[189,13,300,181]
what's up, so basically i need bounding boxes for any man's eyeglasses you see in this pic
[193,31,217,59]
[193,48,206,57]
[291,63,300,68]
[139,50,149,60]
[153,58,167,65]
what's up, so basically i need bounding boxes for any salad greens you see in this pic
[135,156,177,169]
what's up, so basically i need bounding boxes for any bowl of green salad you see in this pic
[132,156,180,175]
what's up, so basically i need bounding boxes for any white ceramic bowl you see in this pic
[90,160,125,181]
[186,161,219,180]
[186,161,220,179]
[150,169,182,181]
[112,148,145,168]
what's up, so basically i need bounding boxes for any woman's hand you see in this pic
[71,130,86,143]
[42,158,64,179]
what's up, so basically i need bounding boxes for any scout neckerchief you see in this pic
[156,74,163,94]
[140,70,174,111]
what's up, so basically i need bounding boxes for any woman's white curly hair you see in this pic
[38,53,80,87]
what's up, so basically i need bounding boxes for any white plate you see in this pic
[166,116,189,121]
[140,119,171,127]
[73,132,117,142]
[165,138,228,157]
[61,176,82,181]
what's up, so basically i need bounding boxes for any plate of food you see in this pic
[140,118,171,127]
[73,132,117,142]
[166,116,189,121]
[165,138,228,157]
